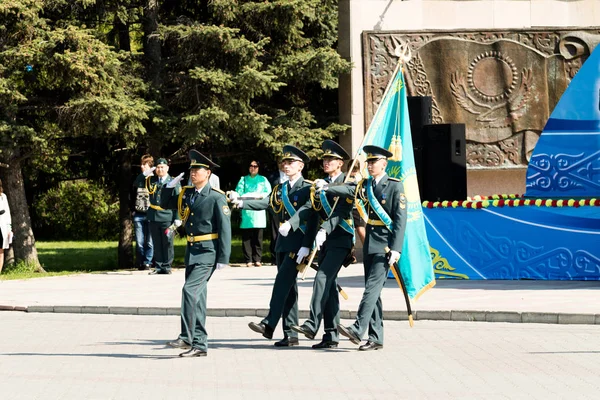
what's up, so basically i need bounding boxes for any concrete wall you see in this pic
[338,0,600,195]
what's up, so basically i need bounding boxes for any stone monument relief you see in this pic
[363,29,600,169]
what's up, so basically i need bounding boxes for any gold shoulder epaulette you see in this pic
[211,187,225,195]
[183,186,194,191]
[388,177,401,182]
[304,179,314,184]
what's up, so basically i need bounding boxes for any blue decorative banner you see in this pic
[424,206,600,280]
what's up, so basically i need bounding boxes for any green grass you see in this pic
[0,237,272,280]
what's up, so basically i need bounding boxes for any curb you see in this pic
[2,305,600,325]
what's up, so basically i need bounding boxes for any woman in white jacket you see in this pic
[0,178,12,273]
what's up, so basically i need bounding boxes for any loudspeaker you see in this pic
[422,124,467,201]
[407,96,432,149]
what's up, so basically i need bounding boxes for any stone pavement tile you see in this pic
[2,313,600,399]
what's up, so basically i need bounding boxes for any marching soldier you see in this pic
[229,145,318,346]
[319,145,407,351]
[161,150,232,357]
[135,158,181,275]
[278,140,354,349]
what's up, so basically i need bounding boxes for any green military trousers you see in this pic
[348,253,389,345]
[303,246,349,343]
[149,220,174,273]
[261,252,299,339]
[179,261,215,351]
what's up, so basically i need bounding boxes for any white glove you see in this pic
[279,221,292,237]
[315,229,327,250]
[295,247,310,264]
[227,191,240,202]
[166,172,184,188]
[314,179,328,194]
[216,263,227,270]
[174,219,182,228]
[232,199,243,209]
[143,166,156,177]
[388,250,400,266]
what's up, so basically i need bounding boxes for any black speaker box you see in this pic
[407,96,432,149]
[422,123,467,201]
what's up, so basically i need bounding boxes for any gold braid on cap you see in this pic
[269,184,283,214]
[190,161,210,169]
[145,176,157,194]
[177,187,192,223]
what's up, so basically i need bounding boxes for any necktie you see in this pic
[372,179,377,190]
[190,191,198,205]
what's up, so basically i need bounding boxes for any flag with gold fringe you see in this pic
[356,61,435,300]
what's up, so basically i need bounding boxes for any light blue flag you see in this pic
[357,63,436,300]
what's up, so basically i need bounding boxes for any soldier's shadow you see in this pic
[208,339,353,352]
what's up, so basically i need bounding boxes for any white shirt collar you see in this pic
[287,175,302,188]
[373,173,387,185]
[328,172,342,183]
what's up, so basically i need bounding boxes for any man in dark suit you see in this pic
[279,140,354,349]
[162,150,232,357]
[321,145,407,351]
[230,145,318,347]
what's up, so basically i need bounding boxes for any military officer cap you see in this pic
[281,145,310,164]
[156,158,169,166]
[189,149,220,169]
[363,145,393,161]
[321,139,350,160]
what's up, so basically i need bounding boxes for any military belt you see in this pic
[187,233,219,243]
[367,219,386,226]
[149,204,166,211]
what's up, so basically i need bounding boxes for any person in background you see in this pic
[132,154,154,271]
[138,158,181,275]
[0,178,13,274]
[234,160,272,267]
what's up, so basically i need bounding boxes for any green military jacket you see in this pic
[327,174,407,254]
[162,184,231,266]
[242,176,318,253]
[135,174,181,223]
[288,173,354,250]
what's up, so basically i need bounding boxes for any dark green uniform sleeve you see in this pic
[325,182,357,199]
[215,194,232,265]
[390,182,407,253]
[241,195,270,211]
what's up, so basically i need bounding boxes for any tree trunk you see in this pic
[142,0,162,89]
[0,159,44,272]
[118,150,134,270]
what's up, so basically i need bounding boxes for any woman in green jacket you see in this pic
[235,161,272,267]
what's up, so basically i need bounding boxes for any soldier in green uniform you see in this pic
[278,140,354,349]
[319,145,407,351]
[229,145,318,347]
[162,150,231,357]
[134,158,181,275]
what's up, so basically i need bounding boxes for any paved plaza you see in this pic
[1,313,600,399]
[2,265,600,399]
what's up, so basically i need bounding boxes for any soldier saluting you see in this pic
[318,145,407,351]
[230,145,318,347]
[278,139,354,349]
[161,150,232,357]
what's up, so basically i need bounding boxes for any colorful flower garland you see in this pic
[423,194,600,209]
